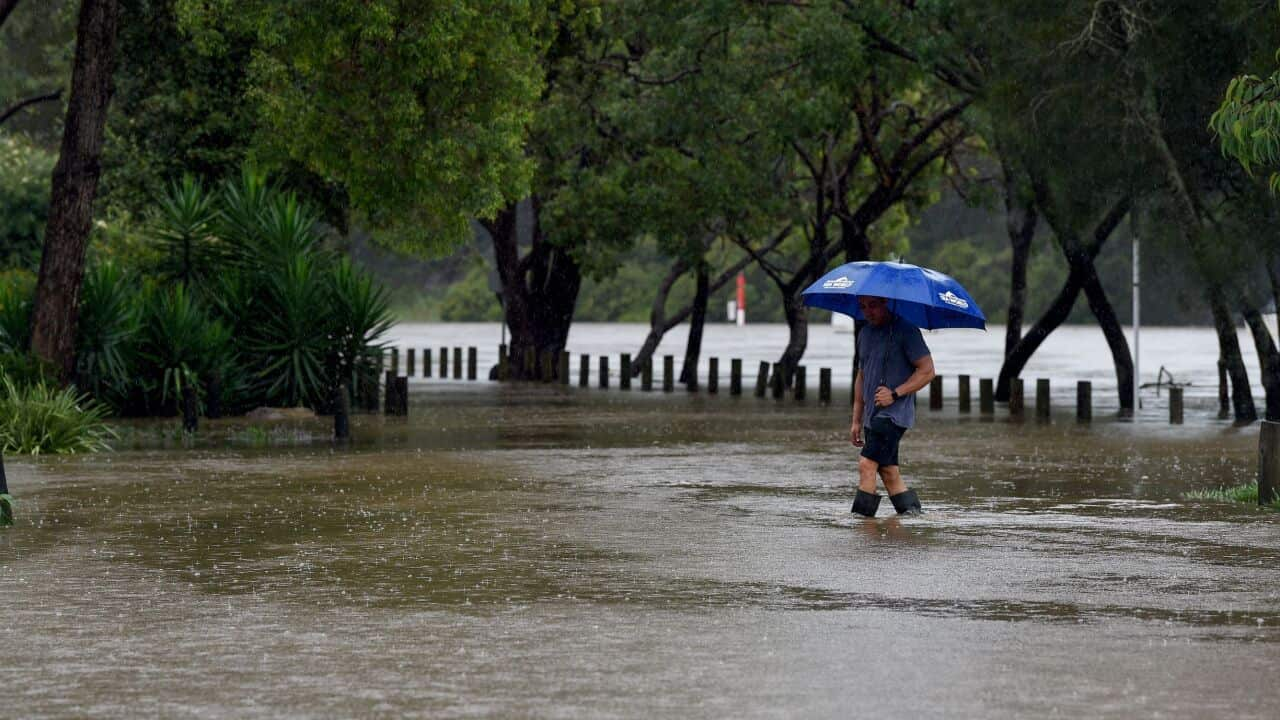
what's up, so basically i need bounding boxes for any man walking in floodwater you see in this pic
[850,295,936,517]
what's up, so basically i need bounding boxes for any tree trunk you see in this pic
[633,259,689,376]
[485,198,582,381]
[0,0,21,30]
[997,266,1085,401]
[1001,160,1037,359]
[1243,307,1280,422]
[778,289,808,388]
[1079,266,1133,411]
[29,0,120,380]
[679,264,709,387]
[1209,289,1256,423]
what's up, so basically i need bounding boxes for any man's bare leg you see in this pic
[858,456,880,493]
[878,464,907,496]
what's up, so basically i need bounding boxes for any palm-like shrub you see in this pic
[327,257,393,400]
[134,283,233,414]
[0,375,115,454]
[0,269,34,353]
[248,253,332,407]
[151,175,221,287]
[75,262,140,403]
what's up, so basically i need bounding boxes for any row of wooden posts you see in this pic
[371,344,1188,425]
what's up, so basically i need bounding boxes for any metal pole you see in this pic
[1132,215,1140,415]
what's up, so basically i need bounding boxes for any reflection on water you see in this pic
[4,385,1279,718]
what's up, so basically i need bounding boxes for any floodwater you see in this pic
[389,321,1272,417]
[4,382,1279,718]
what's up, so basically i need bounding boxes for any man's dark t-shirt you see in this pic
[857,315,931,430]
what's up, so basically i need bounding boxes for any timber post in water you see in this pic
[819,367,831,404]
[389,347,399,376]
[467,347,477,380]
[1009,378,1025,417]
[407,348,415,377]
[1261,421,1280,505]
[770,363,784,400]
[181,384,198,433]
[707,358,718,394]
[383,371,400,416]
[663,355,674,393]
[641,357,653,391]
[794,366,806,402]
[334,382,351,441]
[1077,381,1092,422]
[558,352,570,385]
[497,345,506,381]
[1036,379,1051,420]
[929,376,943,410]
[1,450,11,527]
[980,378,995,415]
[1169,386,1184,425]
[958,375,971,413]
[599,355,610,389]
[453,348,462,380]
[540,350,555,382]
[621,354,632,390]
[754,362,769,398]
[730,359,742,396]
[579,354,589,387]
[424,348,432,378]
[206,371,222,420]
[440,346,448,378]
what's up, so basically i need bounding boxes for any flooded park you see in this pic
[4,323,1279,718]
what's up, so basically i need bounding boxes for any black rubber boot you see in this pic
[851,489,882,517]
[890,489,923,515]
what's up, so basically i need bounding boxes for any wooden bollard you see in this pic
[407,348,416,378]
[771,363,784,400]
[686,359,698,392]
[794,366,807,402]
[708,358,719,394]
[362,352,383,413]
[980,378,995,414]
[1077,381,1092,422]
[730,359,743,396]
[467,347,477,380]
[395,376,408,415]
[540,350,555,382]
[181,385,198,433]
[621,354,632,390]
[958,375,971,413]
[334,382,351,441]
[384,371,398,415]
[641,358,653,391]
[389,347,399,376]
[496,345,506,381]
[440,346,448,378]
[206,371,223,420]
[579,354,589,387]
[1260,420,1280,505]
[424,348,433,378]
[929,375,943,410]
[663,355,674,392]
[1036,378,1050,420]
[453,347,462,380]
[819,368,832,404]
[754,361,769,398]
[599,355,610,389]
[1009,378,1025,417]
[559,351,570,385]
[1169,386,1184,424]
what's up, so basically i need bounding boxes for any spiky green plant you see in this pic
[75,262,140,404]
[0,376,116,454]
[0,269,35,353]
[249,252,332,407]
[151,175,222,287]
[135,283,230,413]
[327,257,393,400]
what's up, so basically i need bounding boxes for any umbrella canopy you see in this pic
[801,261,986,330]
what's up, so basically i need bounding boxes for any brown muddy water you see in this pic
[3,383,1279,718]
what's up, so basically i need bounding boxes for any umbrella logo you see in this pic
[823,276,854,289]
[938,291,969,309]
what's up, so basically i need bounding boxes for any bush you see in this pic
[0,268,35,353]
[0,375,116,454]
[0,134,56,271]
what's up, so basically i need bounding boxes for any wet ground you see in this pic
[3,383,1279,718]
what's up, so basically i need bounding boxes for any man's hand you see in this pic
[874,385,895,408]
[850,421,864,447]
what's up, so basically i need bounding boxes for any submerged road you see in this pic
[2,384,1277,718]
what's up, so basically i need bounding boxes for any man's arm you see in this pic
[851,369,865,446]
[874,354,936,407]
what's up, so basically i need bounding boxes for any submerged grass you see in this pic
[1184,482,1280,510]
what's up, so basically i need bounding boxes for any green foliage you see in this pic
[0,269,35,353]
[177,0,553,251]
[75,262,140,402]
[1185,482,1280,511]
[149,175,221,286]
[0,376,116,455]
[1212,70,1280,192]
[135,282,231,411]
[326,257,394,398]
[0,134,57,270]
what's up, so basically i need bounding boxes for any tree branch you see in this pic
[0,89,62,126]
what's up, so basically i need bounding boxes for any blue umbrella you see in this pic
[801,261,986,329]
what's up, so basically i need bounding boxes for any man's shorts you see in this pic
[861,415,907,467]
